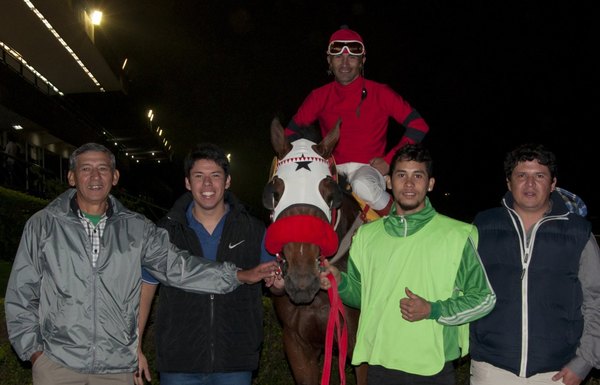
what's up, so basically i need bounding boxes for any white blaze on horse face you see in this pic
[272,139,333,222]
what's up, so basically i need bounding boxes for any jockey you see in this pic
[285,25,429,217]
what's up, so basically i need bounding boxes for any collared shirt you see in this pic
[77,210,107,267]
[142,201,273,285]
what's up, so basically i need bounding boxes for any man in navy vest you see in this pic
[470,143,600,385]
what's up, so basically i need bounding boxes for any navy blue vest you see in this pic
[470,193,590,377]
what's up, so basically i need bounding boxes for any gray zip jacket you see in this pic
[4,189,241,374]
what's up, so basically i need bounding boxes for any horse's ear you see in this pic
[270,117,292,159]
[314,118,340,158]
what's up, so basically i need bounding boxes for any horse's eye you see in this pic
[320,176,343,209]
[262,177,285,210]
[273,178,284,204]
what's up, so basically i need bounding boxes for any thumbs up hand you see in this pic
[399,287,431,322]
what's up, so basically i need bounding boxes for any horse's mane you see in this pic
[336,172,354,199]
[289,123,322,143]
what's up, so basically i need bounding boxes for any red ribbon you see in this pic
[321,272,348,385]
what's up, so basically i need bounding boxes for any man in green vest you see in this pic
[320,143,496,384]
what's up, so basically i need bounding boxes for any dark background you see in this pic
[96,1,597,226]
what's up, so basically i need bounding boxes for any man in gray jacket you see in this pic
[4,143,278,385]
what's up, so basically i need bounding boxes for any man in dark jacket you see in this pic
[470,143,600,385]
[139,143,283,385]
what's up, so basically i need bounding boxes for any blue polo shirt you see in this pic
[142,203,273,285]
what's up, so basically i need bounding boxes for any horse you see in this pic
[263,117,367,385]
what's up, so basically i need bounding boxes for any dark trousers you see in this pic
[367,361,455,385]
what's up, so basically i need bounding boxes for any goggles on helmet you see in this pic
[327,40,365,56]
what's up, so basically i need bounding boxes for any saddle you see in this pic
[337,173,381,222]
[326,175,381,263]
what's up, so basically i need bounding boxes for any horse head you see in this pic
[262,118,367,385]
[263,117,343,304]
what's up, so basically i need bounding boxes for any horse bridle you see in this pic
[266,138,340,275]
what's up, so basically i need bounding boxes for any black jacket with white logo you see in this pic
[155,191,266,372]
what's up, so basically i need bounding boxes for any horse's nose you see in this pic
[286,274,321,304]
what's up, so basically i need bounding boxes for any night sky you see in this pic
[96,1,596,226]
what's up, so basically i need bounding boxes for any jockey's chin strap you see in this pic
[320,257,347,385]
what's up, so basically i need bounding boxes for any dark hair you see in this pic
[389,143,433,177]
[184,143,230,177]
[69,143,116,170]
[504,143,557,179]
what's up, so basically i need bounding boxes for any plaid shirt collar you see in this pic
[70,194,112,267]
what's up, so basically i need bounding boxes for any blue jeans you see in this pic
[159,371,252,385]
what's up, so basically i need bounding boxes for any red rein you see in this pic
[321,258,348,385]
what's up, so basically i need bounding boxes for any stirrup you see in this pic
[351,192,381,222]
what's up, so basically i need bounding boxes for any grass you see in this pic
[0,260,11,298]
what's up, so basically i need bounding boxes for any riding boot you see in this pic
[374,196,394,217]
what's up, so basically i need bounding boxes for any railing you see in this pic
[0,41,63,97]
[1,152,168,222]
